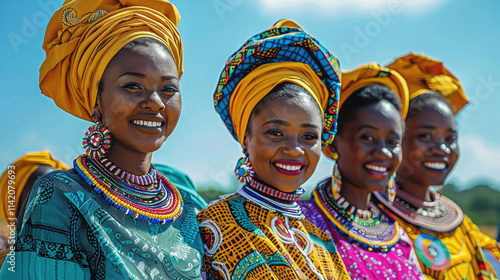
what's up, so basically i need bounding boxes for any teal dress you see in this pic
[0,167,204,279]
[154,164,207,210]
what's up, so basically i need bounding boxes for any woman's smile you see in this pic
[272,160,306,176]
[244,93,323,193]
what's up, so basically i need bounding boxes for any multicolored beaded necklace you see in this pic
[237,179,304,219]
[249,179,305,202]
[313,178,399,252]
[74,155,183,224]
[373,186,464,233]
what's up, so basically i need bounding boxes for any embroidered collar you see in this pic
[373,186,464,233]
[237,180,304,219]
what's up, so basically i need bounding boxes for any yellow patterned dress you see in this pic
[374,190,500,280]
[197,186,350,280]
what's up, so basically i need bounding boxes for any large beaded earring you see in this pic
[82,111,111,158]
[234,150,254,183]
[386,173,397,205]
[331,162,342,197]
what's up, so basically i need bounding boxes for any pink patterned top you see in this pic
[299,199,424,280]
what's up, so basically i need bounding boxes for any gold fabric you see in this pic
[39,0,182,121]
[381,203,500,280]
[229,62,329,146]
[0,151,69,222]
[197,194,351,279]
[386,52,469,114]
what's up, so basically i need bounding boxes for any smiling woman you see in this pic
[375,52,500,280]
[96,38,181,167]
[299,63,426,279]
[0,1,203,279]
[243,83,324,193]
[197,20,350,279]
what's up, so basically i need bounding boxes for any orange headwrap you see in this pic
[0,151,70,222]
[386,52,469,114]
[39,0,182,121]
[323,63,409,159]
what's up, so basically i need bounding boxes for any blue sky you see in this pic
[1,0,499,193]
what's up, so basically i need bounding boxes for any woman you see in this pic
[375,53,500,279]
[299,63,425,279]
[0,1,203,279]
[0,151,69,268]
[197,20,350,279]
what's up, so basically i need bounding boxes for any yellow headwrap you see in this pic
[230,62,329,146]
[386,52,469,114]
[39,0,182,121]
[0,151,70,222]
[323,63,409,159]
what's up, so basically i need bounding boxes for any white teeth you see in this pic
[365,164,388,172]
[424,162,446,170]
[133,120,162,127]
[274,163,302,171]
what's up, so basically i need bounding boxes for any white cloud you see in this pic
[258,0,448,16]
[449,134,500,189]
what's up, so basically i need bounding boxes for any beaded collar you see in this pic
[74,155,183,224]
[373,186,464,233]
[237,179,304,219]
[249,178,304,202]
[313,178,399,252]
[100,157,156,186]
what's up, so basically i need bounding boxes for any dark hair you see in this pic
[246,82,322,134]
[406,92,453,119]
[337,84,402,135]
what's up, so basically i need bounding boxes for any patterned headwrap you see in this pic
[323,63,409,159]
[213,19,341,147]
[386,52,469,114]
[0,151,70,222]
[39,0,182,121]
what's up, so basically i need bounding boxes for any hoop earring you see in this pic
[386,173,397,205]
[234,152,254,183]
[82,111,111,158]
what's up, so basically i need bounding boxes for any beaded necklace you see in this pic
[237,180,304,219]
[100,157,156,186]
[249,179,304,202]
[74,155,183,224]
[373,186,463,233]
[313,178,399,252]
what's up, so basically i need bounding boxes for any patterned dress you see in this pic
[197,190,350,280]
[299,178,424,280]
[374,189,500,280]
[0,168,204,279]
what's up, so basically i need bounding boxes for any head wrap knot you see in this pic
[386,52,469,114]
[40,0,182,121]
[0,151,69,222]
[213,19,341,147]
